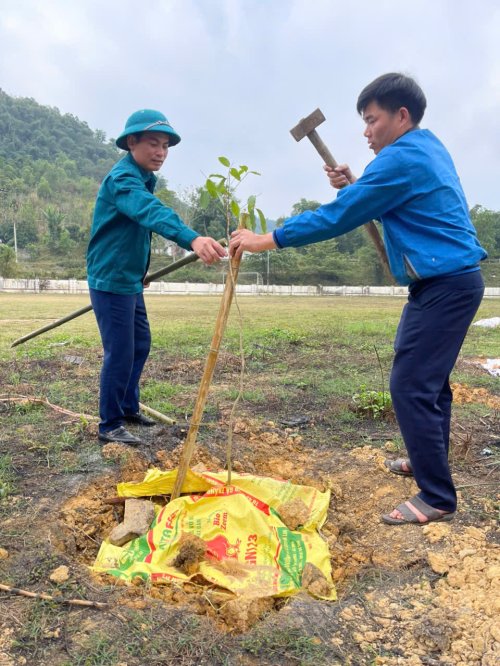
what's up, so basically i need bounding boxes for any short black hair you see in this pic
[356,73,427,125]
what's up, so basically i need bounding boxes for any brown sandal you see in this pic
[382,495,455,526]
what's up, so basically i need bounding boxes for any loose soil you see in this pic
[0,345,498,665]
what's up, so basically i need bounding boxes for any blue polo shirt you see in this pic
[87,153,199,294]
[273,129,486,285]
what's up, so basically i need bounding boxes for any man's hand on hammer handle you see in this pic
[305,129,356,190]
[324,164,357,190]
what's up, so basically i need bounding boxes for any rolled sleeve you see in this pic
[272,228,285,248]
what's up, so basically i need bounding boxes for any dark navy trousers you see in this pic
[90,289,151,433]
[389,271,484,512]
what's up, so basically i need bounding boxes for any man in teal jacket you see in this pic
[230,73,486,526]
[87,109,226,445]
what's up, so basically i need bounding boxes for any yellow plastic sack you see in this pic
[93,468,336,600]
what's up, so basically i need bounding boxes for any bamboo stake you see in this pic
[0,583,108,609]
[10,239,227,348]
[170,215,247,500]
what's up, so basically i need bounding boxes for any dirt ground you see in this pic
[0,352,498,665]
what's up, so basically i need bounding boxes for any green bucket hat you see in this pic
[115,109,181,150]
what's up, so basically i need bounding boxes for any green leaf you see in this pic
[229,168,241,181]
[206,179,218,197]
[239,165,248,172]
[231,200,240,218]
[218,156,230,167]
[209,173,225,180]
[257,208,267,233]
[247,194,256,212]
[249,170,261,176]
[199,189,210,210]
[216,180,227,194]
[249,209,256,231]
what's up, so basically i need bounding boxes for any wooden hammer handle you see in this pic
[308,130,393,282]
[308,129,339,170]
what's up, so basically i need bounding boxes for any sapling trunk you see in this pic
[170,216,247,500]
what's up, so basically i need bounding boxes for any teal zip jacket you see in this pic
[87,153,199,294]
[273,129,487,285]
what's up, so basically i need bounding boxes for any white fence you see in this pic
[0,278,499,298]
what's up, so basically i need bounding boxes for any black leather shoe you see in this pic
[124,412,157,427]
[98,426,142,445]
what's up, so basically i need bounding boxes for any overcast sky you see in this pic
[1,0,499,219]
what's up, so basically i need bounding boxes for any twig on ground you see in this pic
[0,583,108,609]
[456,482,499,489]
[70,523,100,544]
[0,394,98,422]
[0,602,23,627]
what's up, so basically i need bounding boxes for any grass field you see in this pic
[3,292,499,350]
[0,293,498,665]
[2,293,499,415]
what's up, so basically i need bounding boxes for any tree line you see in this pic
[0,90,499,286]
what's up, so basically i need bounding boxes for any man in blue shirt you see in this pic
[87,109,226,446]
[230,73,486,526]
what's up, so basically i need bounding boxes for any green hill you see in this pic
[0,88,118,178]
[0,90,121,278]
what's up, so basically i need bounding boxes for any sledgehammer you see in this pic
[290,108,391,280]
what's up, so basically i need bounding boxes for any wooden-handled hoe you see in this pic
[10,240,227,349]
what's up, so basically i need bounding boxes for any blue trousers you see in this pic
[90,289,151,433]
[389,271,484,512]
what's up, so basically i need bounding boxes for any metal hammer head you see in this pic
[290,108,326,141]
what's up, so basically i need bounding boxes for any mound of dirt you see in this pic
[341,524,499,665]
[53,477,118,560]
[301,562,333,598]
[101,443,149,478]
[52,417,498,647]
[219,597,275,633]
[451,382,500,410]
[172,533,207,575]
[277,497,310,530]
